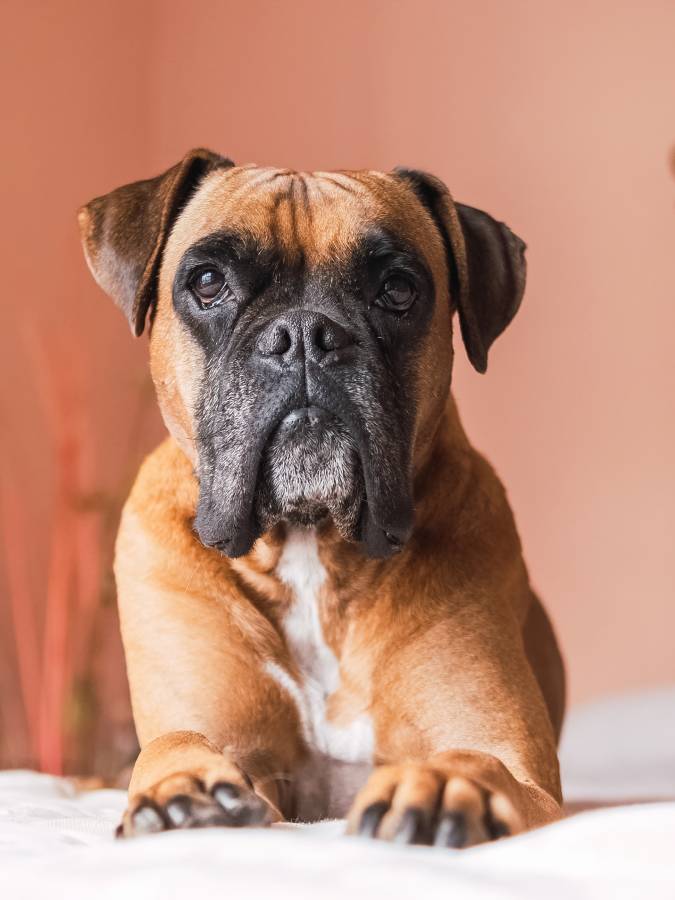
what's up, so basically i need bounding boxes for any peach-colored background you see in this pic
[1,0,674,761]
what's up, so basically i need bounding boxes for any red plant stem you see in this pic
[38,443,77,775]
[17,326,107,773]
[0,483,41,763]
[72,513,101,679]
[71,396,101,683]
[30,334,81,775]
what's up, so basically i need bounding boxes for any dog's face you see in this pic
[79,150,526,558]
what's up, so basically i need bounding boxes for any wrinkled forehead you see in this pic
[164,165,441,272]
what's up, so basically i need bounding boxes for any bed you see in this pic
[3,687,674,899]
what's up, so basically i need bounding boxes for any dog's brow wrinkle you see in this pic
[296,176,311,214]
[293,175,315,256]
[221,167,289,210]
[213,171,268,210]
[319,175,358,195]
[248,168,289,186]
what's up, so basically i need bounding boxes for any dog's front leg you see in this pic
[117,617,304,840]
[346,612,562,847]
[114,507,305,838]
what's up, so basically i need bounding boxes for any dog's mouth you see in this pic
[253,405,365,537]
[193,362,415,559]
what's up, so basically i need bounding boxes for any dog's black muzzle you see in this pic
[194,308,414,559]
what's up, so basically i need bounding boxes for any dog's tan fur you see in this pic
[80,155,565,843]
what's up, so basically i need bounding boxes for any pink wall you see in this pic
[2,1,674,745]
[0,1,159,766]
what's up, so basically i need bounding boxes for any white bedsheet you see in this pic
[3,687,675,899]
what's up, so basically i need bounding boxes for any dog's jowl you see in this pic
[79,150,565,845]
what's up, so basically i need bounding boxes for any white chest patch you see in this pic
[266,528,374,818]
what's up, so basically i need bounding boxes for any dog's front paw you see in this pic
[118,770,274,838]
[347,751,527,848]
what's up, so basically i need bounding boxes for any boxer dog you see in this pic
[79,149,564,846]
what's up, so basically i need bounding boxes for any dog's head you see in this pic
[79,149,526,558]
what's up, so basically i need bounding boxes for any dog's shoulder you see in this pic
[116,439,212,584]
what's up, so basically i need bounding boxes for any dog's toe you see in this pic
[129,800,168,835]
[212,782,269,825]
[165,794,194,827]
[433,811,468,848]
[356,801,389,837]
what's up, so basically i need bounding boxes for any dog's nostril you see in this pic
[270,326,292,356]
[316,326,335,352]
[312,321,350,354]
[257,314,352,363]
[259,324,292,357]
[273,327,292,355]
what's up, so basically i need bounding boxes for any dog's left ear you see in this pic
[394,168,527,373]
[78,148,234,336]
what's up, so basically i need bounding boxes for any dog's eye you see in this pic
[376,275,417,313]
[191,268,227,307]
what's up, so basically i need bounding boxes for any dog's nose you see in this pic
[255,310,353,366]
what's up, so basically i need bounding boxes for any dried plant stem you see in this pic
[1,484,41,762]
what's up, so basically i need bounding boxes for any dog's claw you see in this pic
[357,801,388,838]
[131,801,166,834]
[434,812,467,848]
[486,816,510,840]
[212,782,242,810]
[212,781,268,826]
[392,808,430,845]
[165,794,193,827]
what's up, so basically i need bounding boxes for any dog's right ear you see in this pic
[394,167,526,374]
[78,149,234,336]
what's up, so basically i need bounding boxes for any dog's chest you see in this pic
[267,528,373,819]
